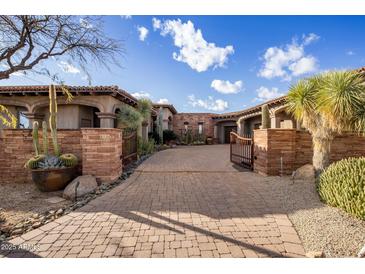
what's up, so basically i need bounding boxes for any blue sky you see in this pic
[2,16,365,113]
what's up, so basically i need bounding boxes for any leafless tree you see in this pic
[0,15,123,80]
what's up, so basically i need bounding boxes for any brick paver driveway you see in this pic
[3,145,305,258]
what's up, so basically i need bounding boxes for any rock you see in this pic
[32,213,39,219]
[56,209,64,216]
[358,245,365,258]
[11,228,23,235]
[306,251,324,258]
[63,175,98,201]
[48,210,55,215]
[15,223,23,229]
[292,164,315,182]
[32,222,42,229]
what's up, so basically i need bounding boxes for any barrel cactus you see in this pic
[25,154,46,169]
[318,157,365,219]
[59,153,78,167]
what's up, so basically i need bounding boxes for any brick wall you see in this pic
[81,128,123,182]
[0,128,123,184]
[173,113,215,138]
[253,129,365,176]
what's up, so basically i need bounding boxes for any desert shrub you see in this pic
[318,157,365,219]
[163,130,177,143]
[137,137,156,156]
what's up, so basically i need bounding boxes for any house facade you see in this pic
[0,85,138,130]
[0,85,297,144]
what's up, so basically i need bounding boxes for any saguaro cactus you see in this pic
[49,85,60,156]
[32,121,40,156]
[42,120,48,155]
[261,104,270,129]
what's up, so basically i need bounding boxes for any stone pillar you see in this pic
[213,125,218,138]
[23,112,45,128]
[237,119,246,136]
[96,112,116,128]
[270,114,281,129]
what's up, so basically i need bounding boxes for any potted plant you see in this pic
[25,85,78,192]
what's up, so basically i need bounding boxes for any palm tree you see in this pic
[287,70,365,175]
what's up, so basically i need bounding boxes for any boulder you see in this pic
[63,175,98,201]
[292,164,315,182]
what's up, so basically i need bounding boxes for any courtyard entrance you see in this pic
[3,145,304,258]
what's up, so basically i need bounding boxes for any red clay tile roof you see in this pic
[152,103,177,114]
[212,95,287,119]
[0,85,138,106]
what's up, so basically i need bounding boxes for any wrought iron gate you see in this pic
[230,131,254,170]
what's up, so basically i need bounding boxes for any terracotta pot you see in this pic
[31,167,77,192]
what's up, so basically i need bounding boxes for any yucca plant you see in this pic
[137,98,152,122]
[287,70,365,175]
[116,104,143,130]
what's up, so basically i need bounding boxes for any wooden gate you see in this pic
[230,132,254,170]
[122,130,137,165]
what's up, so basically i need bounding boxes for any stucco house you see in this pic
[0,85,296,144]
[0,85,138,129]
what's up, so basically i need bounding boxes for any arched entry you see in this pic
[215,119,237,144]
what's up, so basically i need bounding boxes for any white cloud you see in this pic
[120,15,132,19]
[302,33,320,45]
[346,50,355,56]
[255,86,285,102]
[289,56,317,76]
[153,19,234,72]
[188,95,228,112]
[57,61,80,74]
[258,33,319,81]
[137,26,149,41]
[132,92,151,99]
[152,17,161,30]
[211,79,243,94]
[157,98,169,104]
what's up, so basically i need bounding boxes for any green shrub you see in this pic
[318,157,365,219]
[148,131,160,144]
[163,130,177,143]
[137,137,156,156]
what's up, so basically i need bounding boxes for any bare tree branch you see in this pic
[0,15,123,80]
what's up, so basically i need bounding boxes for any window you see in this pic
[198,122,203,135]
[184,121,189,132]
[18,110,29,129]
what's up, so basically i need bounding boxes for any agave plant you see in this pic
[287,70,365,175]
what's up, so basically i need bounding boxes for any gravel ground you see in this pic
[266,177,365,257]
[0,182,71,232]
